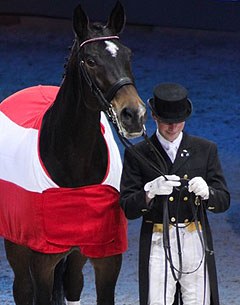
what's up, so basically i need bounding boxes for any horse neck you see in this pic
[40,60,108,187]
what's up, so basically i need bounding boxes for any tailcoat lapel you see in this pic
[148,133,169,173]
[148,132,195,175]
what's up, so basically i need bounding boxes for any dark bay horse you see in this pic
[0,2,146,305]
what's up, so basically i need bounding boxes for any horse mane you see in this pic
[62,40,79,80]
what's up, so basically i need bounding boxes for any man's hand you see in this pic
[144,175,181,199]
[188,177,209,200]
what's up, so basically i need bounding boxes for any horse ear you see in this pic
[106,1,126,34]
[73,4,89,39]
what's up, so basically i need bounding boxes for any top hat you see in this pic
[148,83,192,123]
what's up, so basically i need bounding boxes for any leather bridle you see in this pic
[78,35,134,132]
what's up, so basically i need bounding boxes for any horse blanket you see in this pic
[0,85,127,257]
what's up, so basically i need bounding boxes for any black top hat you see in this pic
[148,83,192,123]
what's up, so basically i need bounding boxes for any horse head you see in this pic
[72,1,146,139]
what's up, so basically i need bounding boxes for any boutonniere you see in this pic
[180,149,190,157]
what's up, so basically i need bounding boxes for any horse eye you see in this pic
[86,57,96,67]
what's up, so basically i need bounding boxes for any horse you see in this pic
[0,2,146,305]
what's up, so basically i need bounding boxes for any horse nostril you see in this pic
[120,107,134,124]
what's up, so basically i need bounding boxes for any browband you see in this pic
[80,36,119,48]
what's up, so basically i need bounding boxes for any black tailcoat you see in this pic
[120,132,230,305]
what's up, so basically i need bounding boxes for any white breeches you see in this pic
[148,226,210,305]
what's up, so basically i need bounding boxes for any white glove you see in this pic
[188,177,209,200]
[144,175,181,199]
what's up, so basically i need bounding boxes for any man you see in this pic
[120,83,230,305]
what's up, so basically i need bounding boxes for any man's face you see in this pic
[153,114,185,142]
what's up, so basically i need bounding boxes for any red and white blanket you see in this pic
[0,85,127,257]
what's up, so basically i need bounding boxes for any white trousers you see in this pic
[148,226,210,305]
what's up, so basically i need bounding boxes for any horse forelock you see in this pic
[85,22,116,40]
[92,22,105,31]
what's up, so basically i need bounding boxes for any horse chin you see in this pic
[121,129,144,139]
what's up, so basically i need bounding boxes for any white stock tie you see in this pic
[166,144,177,163]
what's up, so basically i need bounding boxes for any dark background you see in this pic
[1,0,240,31]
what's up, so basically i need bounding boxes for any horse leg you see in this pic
[30,251,67,305]
[52,258,68,305]
[90,254,122,305]
[4,239,33,305]
[63,250,88,305]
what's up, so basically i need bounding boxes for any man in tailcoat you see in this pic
[120,83,230,305]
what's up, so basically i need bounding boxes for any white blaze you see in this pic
[105,41,119,57]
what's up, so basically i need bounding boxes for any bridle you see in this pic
[78,35,134,135]
[77,35,170,173]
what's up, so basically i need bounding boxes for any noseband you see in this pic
[78,36,134,125]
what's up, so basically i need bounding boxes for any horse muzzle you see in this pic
[118,104,147,139]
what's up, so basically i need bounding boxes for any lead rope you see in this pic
[199,198,214,305]
[162,195,207,305]
[111,123,169,176]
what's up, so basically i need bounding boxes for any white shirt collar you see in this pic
[156,130,183,163]
[156,129,183,150]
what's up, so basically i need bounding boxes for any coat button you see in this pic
[183,174,188,179]
[171,217,176,223]
[183,196,188,201]
[169,196,174,202]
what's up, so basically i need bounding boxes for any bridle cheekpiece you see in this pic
[78,35,134,134]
